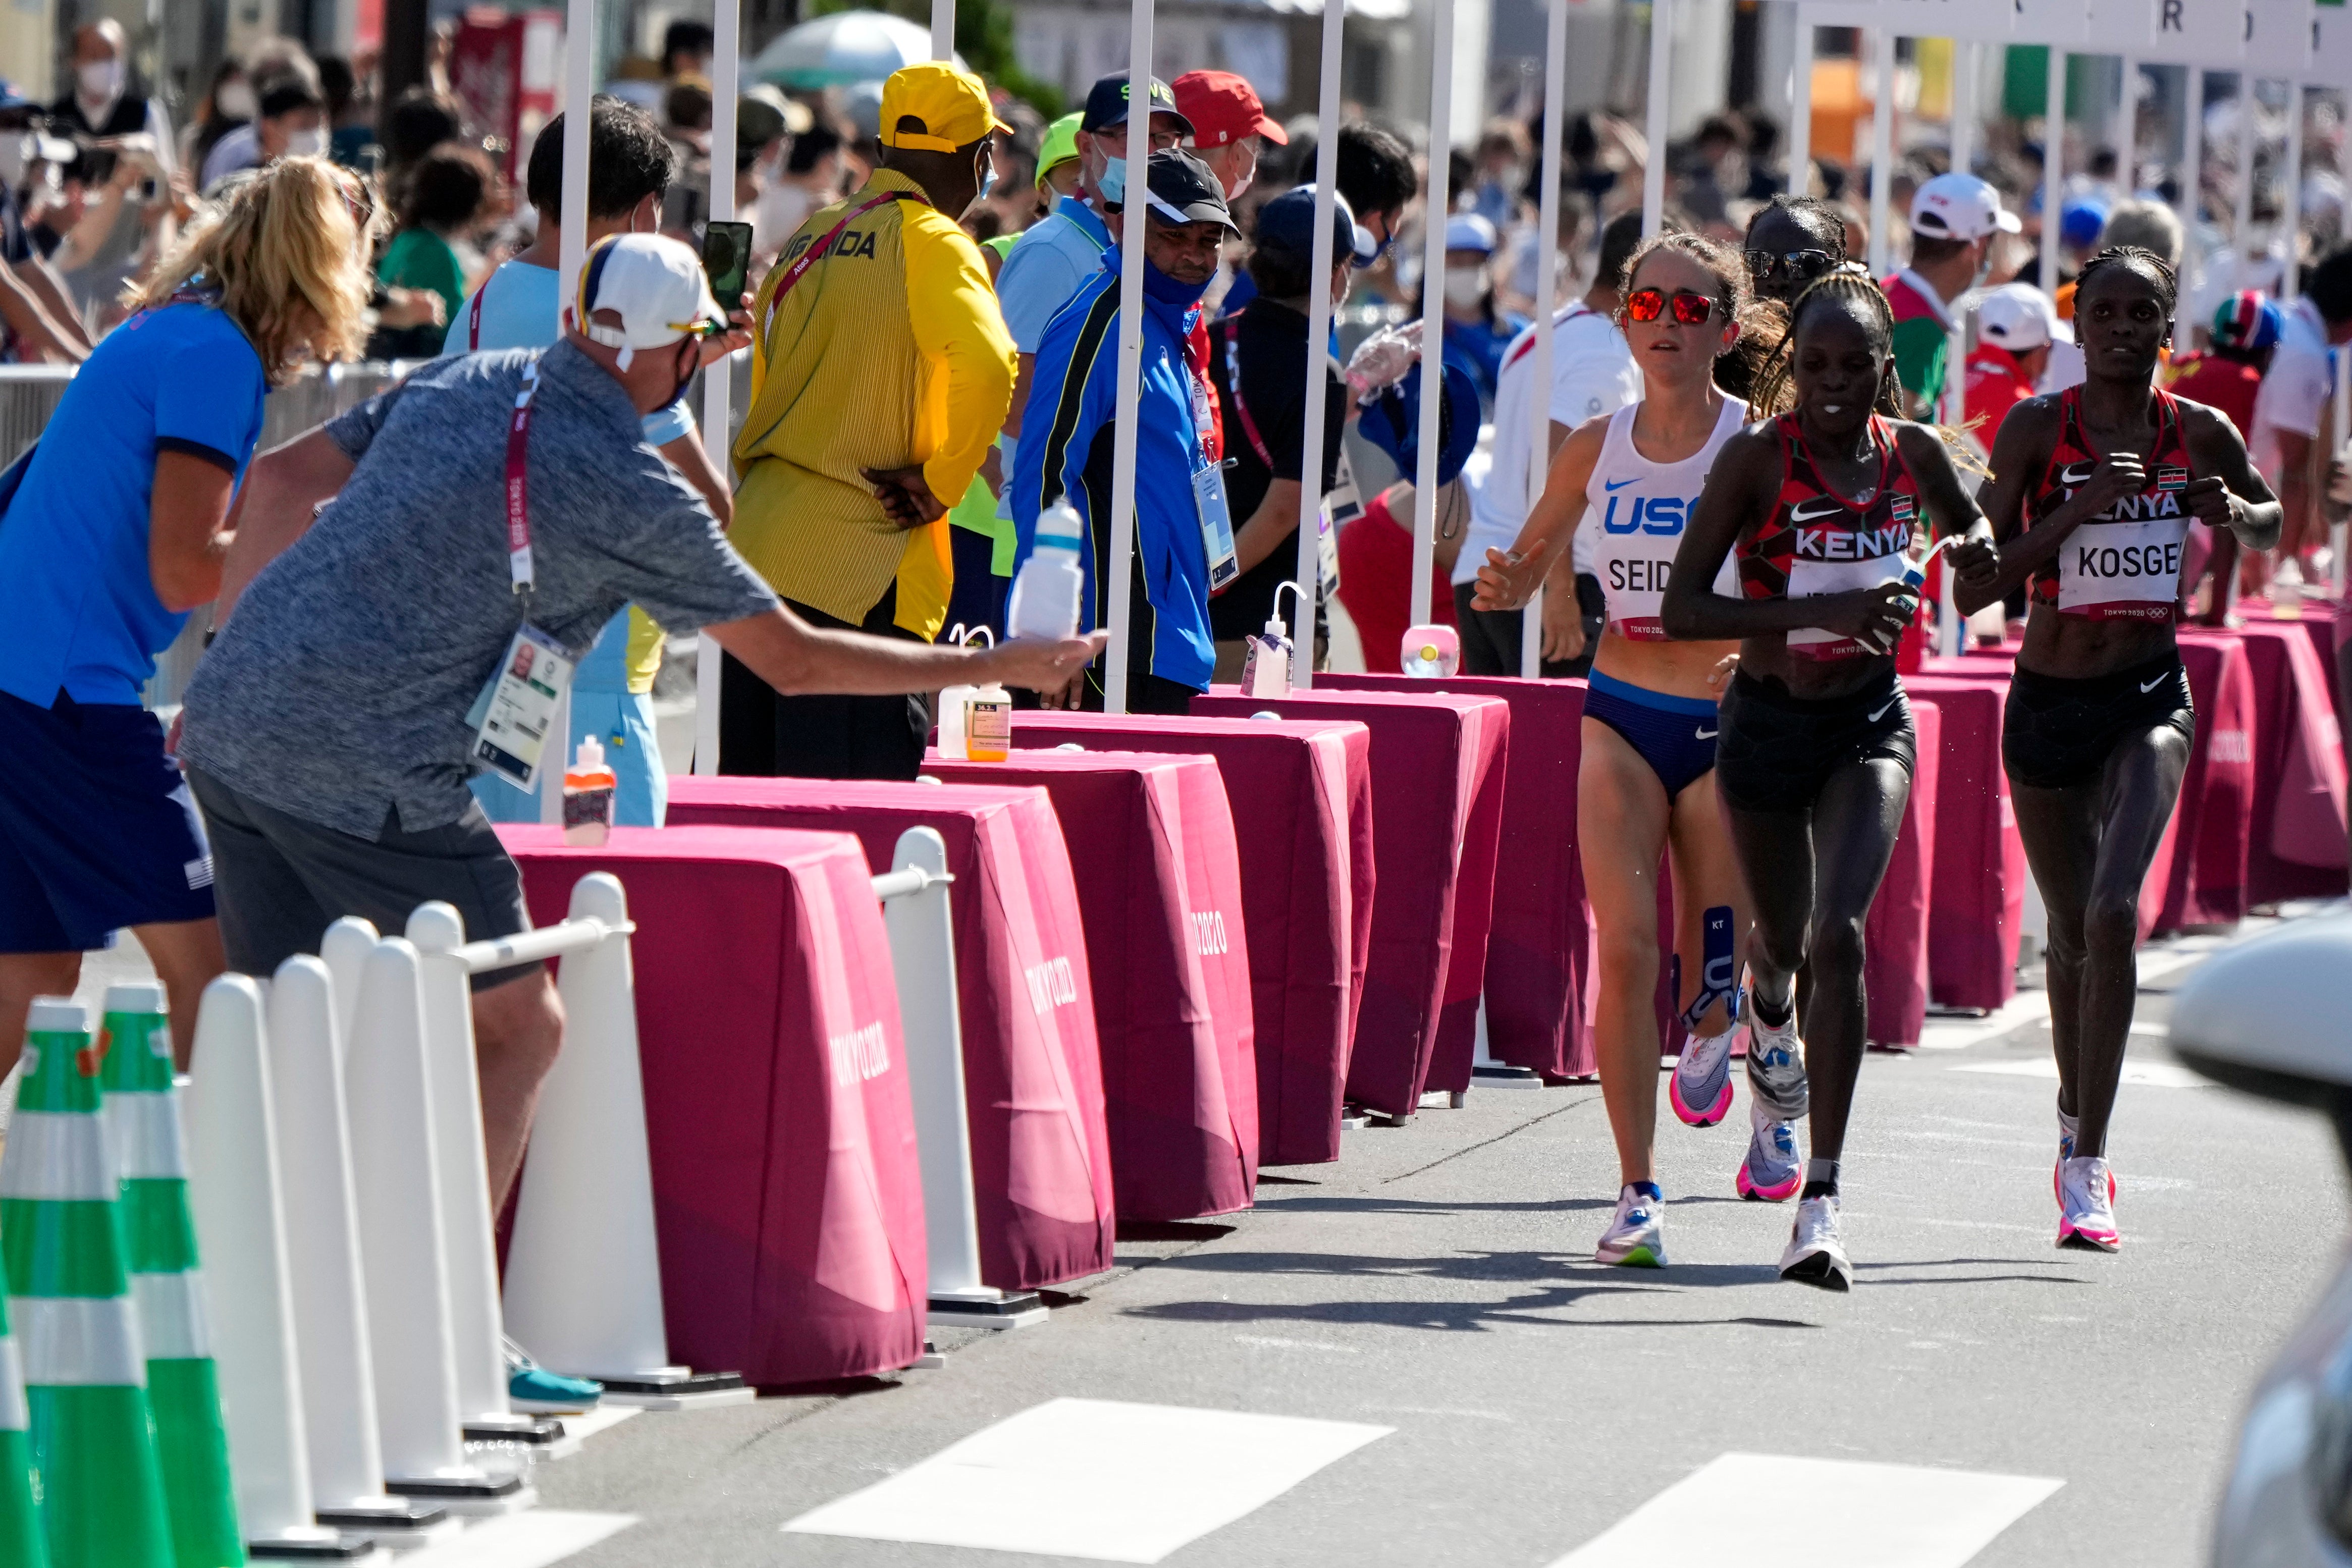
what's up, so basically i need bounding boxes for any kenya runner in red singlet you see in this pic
[1962,246,2280,1254]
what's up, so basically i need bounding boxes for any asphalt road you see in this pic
[521,915,2349,1567]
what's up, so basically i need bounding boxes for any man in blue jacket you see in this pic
[1011,149,1239,714]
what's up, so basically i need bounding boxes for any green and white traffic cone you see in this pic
[99,984,244,1567]
[0,1252,48,1568]
[3,996,174,1568]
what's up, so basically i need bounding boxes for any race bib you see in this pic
[2057,516,2189,619]
[1785,555,1911,660]
[468,624,574,790]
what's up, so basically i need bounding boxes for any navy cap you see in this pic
[0,82,36,115]
[1253,185,1376,267]
[1081,72,1192,138]
[1140,148,1237,232]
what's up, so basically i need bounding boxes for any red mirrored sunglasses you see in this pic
[1624,288,1722,325]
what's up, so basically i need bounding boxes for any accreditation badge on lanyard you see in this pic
[468,364,575,790]
[1193,462,1239,593]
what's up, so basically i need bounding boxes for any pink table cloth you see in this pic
[1312,673,1595,1079]
[2151,633,2257,930]
[1864,698,1940,1048]
[502,826,925,1385]
[2223,621,2349,902]
[1005,712,1370,1167]
[924,750,1257,1220]
[662,777,1116,1290]
[1903,676,2028,1011]
[1192,687,1511,1112]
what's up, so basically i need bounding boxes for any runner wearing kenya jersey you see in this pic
[1662,263,2000,1289]
[1961,246,2280,1255]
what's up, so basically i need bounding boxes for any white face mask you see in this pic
[1444,265,1486,309]
[0,134,27,190]
[217,82,257,122]
[282,127,326,159]
[78,60,124,102]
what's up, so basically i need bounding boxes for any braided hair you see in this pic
[1747,262,1904,421]
[2073,244,2179,316]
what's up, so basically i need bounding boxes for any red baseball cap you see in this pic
[1171,70,1285,149]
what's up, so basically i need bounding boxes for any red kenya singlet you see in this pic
[2024,386,2193,621]
[1737,413,1927,659]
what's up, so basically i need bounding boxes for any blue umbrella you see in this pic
[749,11,968,90]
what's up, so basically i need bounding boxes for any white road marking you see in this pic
[1951,1058,2210,1089]
[545,1405,640,1447]
[780,1397,1391,1563]
[1235,1334,1359,1354]
[399,1510,636,1567]
[1547,1452,2059,1566]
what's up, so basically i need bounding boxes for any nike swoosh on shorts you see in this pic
[1696,726,1719,739]
[2139,675,2166,693]
[1867,700,1897,722]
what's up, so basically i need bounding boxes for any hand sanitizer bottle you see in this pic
[562,735,616,846]
[1400,623,1460,678]
[1242,581,1302,696]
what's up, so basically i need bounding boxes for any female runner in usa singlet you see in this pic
[1663,265,2000,1289]
[1961,247,2279,1253]
[1474,234,1772,1271]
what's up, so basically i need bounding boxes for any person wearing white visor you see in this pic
[1886,172,2021,418]
[1440,211,1526,414]
[1965,282,2061,447]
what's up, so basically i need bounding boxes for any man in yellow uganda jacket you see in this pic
[727,61,1016,778]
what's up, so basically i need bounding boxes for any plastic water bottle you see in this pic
[561,735,616,846]
[1242,581,1302,697]
[1400,623,1460,679]
[1008,501,1086,641]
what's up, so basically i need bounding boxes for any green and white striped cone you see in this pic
[99,984,244,1567]
[3,996,173,1568]
[0,1254,49,1568]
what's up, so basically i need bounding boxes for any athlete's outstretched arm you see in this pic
[1957,399,2146,617]
[1659,429,1917,643]
[1472,414,1608,610]
[2178,400,2284,553]
[1892,422,2000,601]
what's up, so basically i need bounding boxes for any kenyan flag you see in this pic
[2157,466,2189,492]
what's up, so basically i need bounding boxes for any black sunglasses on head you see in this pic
[1746,248,1837,286]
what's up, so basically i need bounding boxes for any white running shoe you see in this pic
[2057,1155,2120,1252]
[1778,1194,1852,1290]
[2054,1103,2117,1206]
[1743,997,1809,1121]
[1670,1027,1736,1127]
[1736,1101,1802,1202]
[1596,1185,1666,1268]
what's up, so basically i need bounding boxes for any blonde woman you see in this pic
[0,156,371,1079]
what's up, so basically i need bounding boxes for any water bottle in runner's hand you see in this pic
[1009,500,1086,641]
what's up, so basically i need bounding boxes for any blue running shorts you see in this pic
[1583,668,1723,799]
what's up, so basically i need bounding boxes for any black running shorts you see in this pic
[1716,667,1917,815]
[2001,651,2196,791]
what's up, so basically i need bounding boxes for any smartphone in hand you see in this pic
[702,221,754,312]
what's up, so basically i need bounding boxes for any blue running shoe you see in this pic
[505,1337,602,1412]
[1736,1101,1801,1201]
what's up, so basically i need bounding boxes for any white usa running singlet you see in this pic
[1581,394,1747,639]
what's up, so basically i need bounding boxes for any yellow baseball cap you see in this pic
[878,61,1011,153]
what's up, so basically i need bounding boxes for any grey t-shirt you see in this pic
[182,341,779,837]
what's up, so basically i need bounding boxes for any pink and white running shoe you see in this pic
[2057,1155,2120,1252]
[1670,1028,1736,1127]
[1735,1101,1802,1202]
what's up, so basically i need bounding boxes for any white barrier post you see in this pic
[343,938,529,1511]
[406,903,565,1448]
[2334,347,2349,596]
[1786,12,1813,198]
[503,875,755,1404]
[1941,37,1978,656]
[184,977,367,1559]
[1409,0,1458,626]
[931,0,954,60]
[2282,80,2305,299]
[879,829,1049,1328]
[2042,45,2065,295]
[267,957,452,1542]
[558,0,592,321]
[1100,0,1155,713]
[1866,25,1894,276]
[1289,0,1345,691]
[320,916,377,1063]
[2233,68,2258,290]
[698,0,743,777]
[2177,68,2204,343]
[1518,0,1568,681]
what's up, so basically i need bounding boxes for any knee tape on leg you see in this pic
[1680,905,1738,1032]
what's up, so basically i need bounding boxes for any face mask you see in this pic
[1096,152,1125,208]
[1143,256,1210,308]
[1224,167,1254,202]
[0,134,27,191]
[1444,266,1486,309]
[78,60,124,101]
[283,128,326,159]
[977,160,997,201]
[217,82,257,122]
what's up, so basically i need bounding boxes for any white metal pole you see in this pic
[1787,12,1813,197]
[1866,26,1893,276]
[1410,0,1457,627]
[558,0,593,323]
[2041,44,2065,294]
[1944,39,1976,432]
[696,0,741,777]
[2234,72,2258,288]
[1291,0,1346,690]
[1521,0,1569,679]
[2178,66,2204,342]
[2282,80,2305,298]
[1641,0,1671,239]
[2334,347,2348,594]
[1101,0,1154,712]
[932,0,954,61]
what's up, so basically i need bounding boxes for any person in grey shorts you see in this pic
[179,233,1097,1229]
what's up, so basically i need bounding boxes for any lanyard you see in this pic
[760,189,920,342]
[1221,317,1275,471]
[505,365,539,594]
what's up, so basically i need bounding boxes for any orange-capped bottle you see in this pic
[562,735,617,845]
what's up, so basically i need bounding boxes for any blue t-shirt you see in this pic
[994,195,1111,355]
[449,259,696,448]
[0,301,266,706]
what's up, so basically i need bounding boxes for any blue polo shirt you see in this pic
[0,300,266,706]
[449,259,696,448]
[994,194,1112,354]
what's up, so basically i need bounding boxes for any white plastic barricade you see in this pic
[184,976,375,1558]
[1289,0,1345,690]
[343,938,531,1510]
[501,876,754,1407]
[267,956,453,1543]
[877,829,1049,1329]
